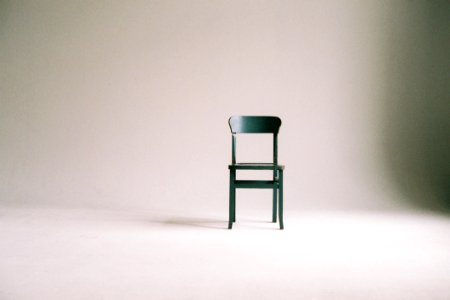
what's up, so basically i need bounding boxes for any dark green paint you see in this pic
[227,116,285,230]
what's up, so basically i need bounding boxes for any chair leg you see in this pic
[231,170,236,223]
[232,188,236,223]
[278,169,284,230]
[228,170,236,229]
[272,187,277,223]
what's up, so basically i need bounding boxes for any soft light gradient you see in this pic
[3,0,448,212]
[1,0,449,299]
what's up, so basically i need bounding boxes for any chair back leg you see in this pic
[278,169,284,230]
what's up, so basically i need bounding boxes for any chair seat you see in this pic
[228,163,285,170]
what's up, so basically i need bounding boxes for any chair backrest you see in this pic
[228,116,281,134]
[228,116,282,164]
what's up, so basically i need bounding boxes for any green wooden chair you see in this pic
[228,116,285,230]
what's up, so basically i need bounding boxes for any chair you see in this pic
[228,116,285,230]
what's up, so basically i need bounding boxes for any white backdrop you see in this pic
[1,0,448,213]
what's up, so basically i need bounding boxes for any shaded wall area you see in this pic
[381,1,450,212]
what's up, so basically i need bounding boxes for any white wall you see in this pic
[1,0,448,213]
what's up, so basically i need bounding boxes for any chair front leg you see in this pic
[231,170,236,222]
[228,169,236,229]
[278,169,284,230]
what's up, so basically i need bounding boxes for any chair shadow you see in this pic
[156,217,228,230]
[152,216,277,230]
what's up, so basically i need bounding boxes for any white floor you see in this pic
[1,206,449,300]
